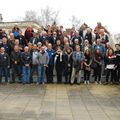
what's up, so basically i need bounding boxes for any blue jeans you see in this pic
[22,66,30,84]
[38,65,46,84]
[0,66,8,83]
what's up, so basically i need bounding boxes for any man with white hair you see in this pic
[39,31,47,44]
[72,39,81,51]
[72,31,83,45]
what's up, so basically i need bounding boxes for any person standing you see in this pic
[105,48,117,84]
[10,45,22,83]
[115,44,120,83]
[37,46,49,84]
[71,45,84,85]
[64,48,73,84]
[93,49,103,84]
[54,47,64,83]
[46,43,55,83]
[83,49,92,84]
[0,47,10,83]
[31,44,39,83]
[21,46,31,84]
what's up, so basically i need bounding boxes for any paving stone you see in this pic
[0,83,119,120]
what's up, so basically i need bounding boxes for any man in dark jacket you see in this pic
[0,47,10,83]
[10,45,21,83]
[29,32,39,45]
[46,43,55,83]
[115,44,120,82]
[21,46,32,84]
[45,31,54,45]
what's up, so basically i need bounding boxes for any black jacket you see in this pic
[21,52,31,66]
[85,33,93,45]
[30,37,39,45]
[10,51,21,65]
[115,50,120,67]
[0,53,10,67]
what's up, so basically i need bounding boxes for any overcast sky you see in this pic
[0,0,120,34]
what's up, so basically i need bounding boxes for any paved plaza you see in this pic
[0,83,120,120]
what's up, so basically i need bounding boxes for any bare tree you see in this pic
[40,6,60,26]
[24,10,40,23]
[70,15,81,29]
[23,7,60,26]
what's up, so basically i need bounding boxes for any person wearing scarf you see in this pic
[54,46,64,83]
[63,48,73,84]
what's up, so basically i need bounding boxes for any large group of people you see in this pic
[0,22,119,85]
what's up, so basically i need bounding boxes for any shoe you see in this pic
[42,82,45,85]
[103,82,108,85]
[70,83,73,85]
[110,82,113,85]
[36,82,39,85]
[84,81,87,84]
[99,81,102,84]
[95,81,98,84]
[5,82,9,85]
[87,81,90,84]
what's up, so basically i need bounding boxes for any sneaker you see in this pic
[99,81,102,84]
[95,81,98,84]
[87,81,90,84]
[36,82,39,85]
[84,81,87,84]
[42,82,45,85]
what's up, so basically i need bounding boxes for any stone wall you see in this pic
[0,21,41,34]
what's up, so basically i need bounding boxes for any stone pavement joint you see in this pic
[0,84,120,120]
